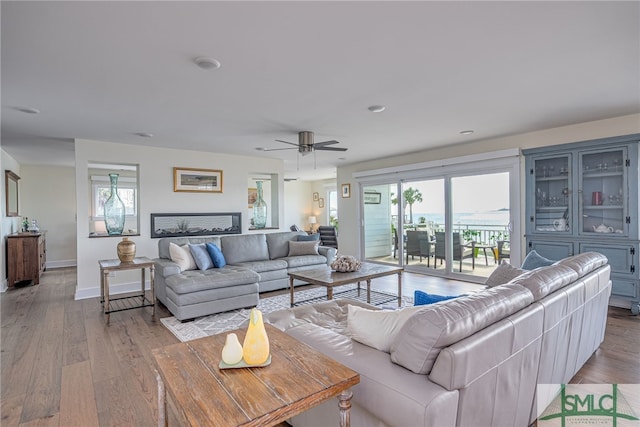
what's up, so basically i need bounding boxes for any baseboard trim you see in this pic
[75,281,151,300]
[46,260,77,269]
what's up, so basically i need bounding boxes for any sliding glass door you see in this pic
[359,157,518,282]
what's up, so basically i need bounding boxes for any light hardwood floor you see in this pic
[1,267,638,426]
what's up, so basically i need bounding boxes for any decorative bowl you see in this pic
[331,255,361,272]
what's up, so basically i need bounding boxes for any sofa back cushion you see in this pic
[510,264,579,301]
[158,236,221,259]
[221,234,269,264]
[389,283,534,374]
[265,231,306,259]
[553,251,608,278]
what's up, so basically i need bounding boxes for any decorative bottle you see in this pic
[117,237,136,263]
[104,173,125,235]
[252,181,267,229]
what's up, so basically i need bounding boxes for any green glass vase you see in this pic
[104,173,125,235]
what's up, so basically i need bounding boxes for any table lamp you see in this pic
[308,216,317,233]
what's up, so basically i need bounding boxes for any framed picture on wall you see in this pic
[319,198,325,208]
[341,183,351,198]
[313,192,319,201]
[173,167,223,193]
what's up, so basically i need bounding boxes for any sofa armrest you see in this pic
[153,258,181,278]
[318,246,337,265]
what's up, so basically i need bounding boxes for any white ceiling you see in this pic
[2,1,639,180]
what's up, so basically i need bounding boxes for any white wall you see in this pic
[336,114,640,258]
[1,149,22,291]
[21,165,77,268]
[74,139,285,299]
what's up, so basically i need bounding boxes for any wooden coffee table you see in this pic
[288,262,404,307]
[152,324,360,427]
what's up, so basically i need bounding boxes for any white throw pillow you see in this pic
[347,305,421,353]
[169,242,197,271]
[485,262,525,287]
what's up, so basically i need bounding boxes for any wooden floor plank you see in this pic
[1,266,638,427]
[59,360,99,427]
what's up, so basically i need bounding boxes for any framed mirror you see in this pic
[5,170,20,217]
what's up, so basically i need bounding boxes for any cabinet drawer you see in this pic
[611,277,638,299]
[579,243,637,277]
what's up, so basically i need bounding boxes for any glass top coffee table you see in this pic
[287,262,404,307]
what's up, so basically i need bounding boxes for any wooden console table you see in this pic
[153,324,360,427]
[98,256,155,323]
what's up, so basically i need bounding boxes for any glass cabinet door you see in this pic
[532,155,572,233]
[579,147,627,236]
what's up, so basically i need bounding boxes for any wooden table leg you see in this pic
[100,267,105,305]
[103,270,111,324]
[357,281,361,297]
[338,390,353,427]
[150,265,156,318]
[156,370,167,427]
[327,286,333,301]
[397,271,402,307]
[141,267,146,305]
[366,279,371,304]
[289,276,295,307]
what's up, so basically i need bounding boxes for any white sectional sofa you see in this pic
[153,231,336,321]
[266,252,611,427]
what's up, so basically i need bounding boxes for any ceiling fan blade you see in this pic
[314,140,340,147]
[275,139,300,147]
[315,146,348,152]
[262,147,297,152]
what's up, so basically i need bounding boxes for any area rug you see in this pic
[161,284,413,342]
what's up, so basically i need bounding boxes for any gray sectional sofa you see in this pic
[153,231,337,321]
[266,252,611,427]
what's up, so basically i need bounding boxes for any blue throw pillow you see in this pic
[189,243,213,270]
[414,290,458,306]
[297,233,320,241]
[521,250,555,270]
[206,242,226,268]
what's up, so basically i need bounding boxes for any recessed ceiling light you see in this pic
[460,130,474,135]
[15,106,40,114]
[134,132,154,138]
[367,105,386,113]
[194,56,221,70]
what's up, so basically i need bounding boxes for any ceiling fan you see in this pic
[264,131,347,156]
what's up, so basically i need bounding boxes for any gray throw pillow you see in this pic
[484,262,525,287]
[288,240,319,256]
[521,250,555,270]
[297,233,320,241]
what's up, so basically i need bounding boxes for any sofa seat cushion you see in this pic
[266,299,377,334]
[165,266,259,294]
[389,283,534,375]
[231,259,288,273]
[283,321,459,427]
[166,282,258,306]
[282,254,327,268]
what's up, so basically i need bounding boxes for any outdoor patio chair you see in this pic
[434,232,475,272]
[496,240,510,264]
[405,230,432,266]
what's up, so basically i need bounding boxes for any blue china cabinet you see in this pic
[524,134,640,313]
